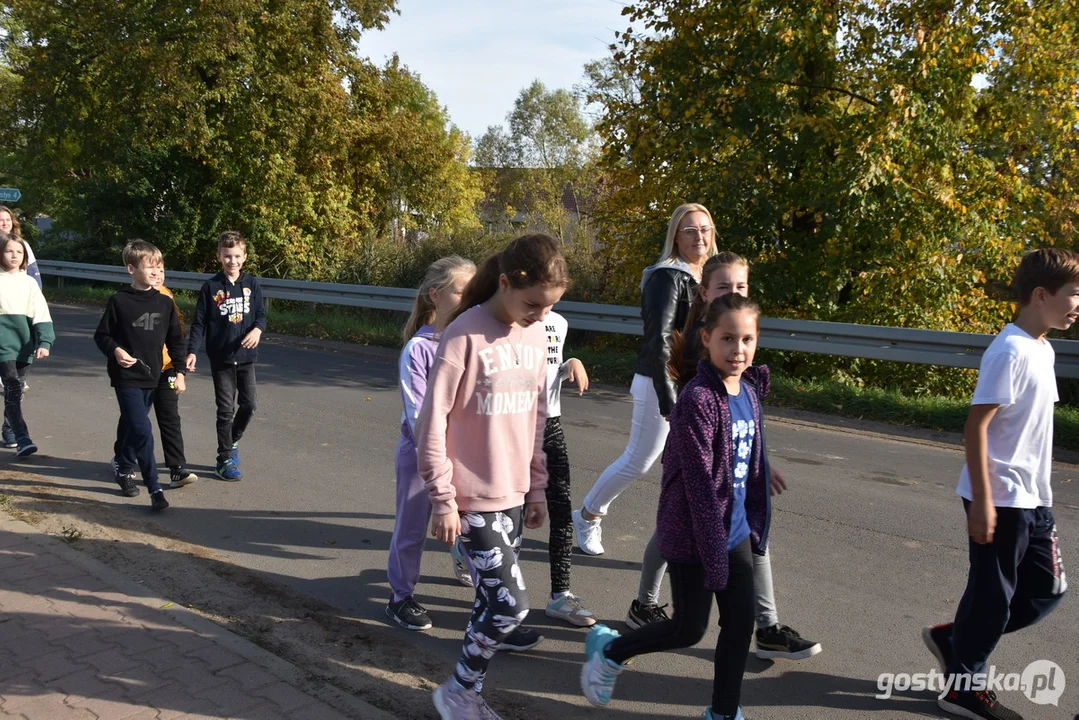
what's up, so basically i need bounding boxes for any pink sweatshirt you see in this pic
[415,305,549,516]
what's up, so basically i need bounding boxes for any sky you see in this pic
[358,0,632,140]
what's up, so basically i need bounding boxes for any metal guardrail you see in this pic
[39,259,1079,378]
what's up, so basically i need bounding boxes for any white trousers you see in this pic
[582,374,670,517]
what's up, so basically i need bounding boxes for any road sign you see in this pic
[0,189,20,203]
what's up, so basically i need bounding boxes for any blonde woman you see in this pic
[573,203,716,626]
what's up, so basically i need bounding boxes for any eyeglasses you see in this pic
[680,226,714,236]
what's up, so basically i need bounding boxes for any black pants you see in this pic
[115,387,160,493]
[950,500,1067,676]
[605,540,755,715]
[1,361,30,443]
[211,362,257,462]
[112,370,187,470]
[544,417,573,594]
[1,362,29,442]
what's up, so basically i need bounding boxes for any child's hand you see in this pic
[185,353,197,372]
[567,358,590,395]
[770,467,788,496]
[241,327,262,349]
[968,500,997,544]
[34,347,49,360]
[524,501,547,529]
[174,373,186,395]
[431,512,462,545]
[114,348,137,368]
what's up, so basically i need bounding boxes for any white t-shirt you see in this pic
[544,311,573,419]
[957,324,1057,508]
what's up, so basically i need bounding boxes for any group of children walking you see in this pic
[385,212,1072,720]
[92,232,265,510]
[0,199,1068,720]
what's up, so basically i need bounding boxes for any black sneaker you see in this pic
[939,689,1023,720]
[385,597,433,631]
[494,626,544,652]
[150,491,169,512]
[116,472,140,498]
[922,622,954,672]
[170,467,198,487]
[625,600,670,630]
[755,624,822,660]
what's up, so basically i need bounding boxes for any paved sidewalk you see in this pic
[0,512,395,720]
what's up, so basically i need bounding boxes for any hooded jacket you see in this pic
[656,360,772,591]
[186,272,267,365]
[633,259,699,416]
[94,287,186,388]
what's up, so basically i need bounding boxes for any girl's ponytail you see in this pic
[403,255,477,342]
[449,234,569,324]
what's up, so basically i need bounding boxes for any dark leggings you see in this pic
[1,362,29,442]
[605,540,755,715]
[454,506,530,693]
[543,417,573,594]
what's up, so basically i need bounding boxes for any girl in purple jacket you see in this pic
[385,255,475,632]
[581,292,771,720]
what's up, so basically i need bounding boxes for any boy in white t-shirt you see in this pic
[923,248,1076,720]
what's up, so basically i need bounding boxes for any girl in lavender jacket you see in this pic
[385,256,475,632]
[581,293,771,720]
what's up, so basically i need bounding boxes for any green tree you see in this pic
[587,0,1078,341]
[475,80,599,241]
[0,0,480,279]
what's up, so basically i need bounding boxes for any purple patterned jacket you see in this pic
[656,360,772,592]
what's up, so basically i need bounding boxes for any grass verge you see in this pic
[44,281,1079,452]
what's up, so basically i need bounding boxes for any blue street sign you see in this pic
[0,189,20,203]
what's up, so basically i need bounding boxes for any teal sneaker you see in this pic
[580,624,623,707]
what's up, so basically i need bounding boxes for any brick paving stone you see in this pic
[250,682,319,713]
[50,629,115,659]
[182,645,246,673]
[216,662,279,691]
[21,648,87,683]
[101,663,173,698]
[79,648,142,676]
[67,688,152,720]
[3,693,97,719]
[130,683,222,720]
[42,666,117,699]
[193,679,266,716]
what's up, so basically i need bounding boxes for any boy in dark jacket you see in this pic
[94,240,186,511]
[185,231,266,481]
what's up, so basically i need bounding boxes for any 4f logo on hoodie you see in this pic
[132,312,162,331]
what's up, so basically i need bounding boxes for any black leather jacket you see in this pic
[633,266,699,416]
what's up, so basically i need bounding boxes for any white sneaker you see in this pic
[433,678,481,720]
[451,535,474,588]
[546,592,596,627]
[573,509,605,555]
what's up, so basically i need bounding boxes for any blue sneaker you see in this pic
[2,427,17,449]
[215,459,242,482]
[230,443,240,468]
[705,708,745,720]
[580,624,623,707]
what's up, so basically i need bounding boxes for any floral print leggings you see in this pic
[453,505,529,692]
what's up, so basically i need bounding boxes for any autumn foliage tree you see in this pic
[0,0,480,279]
[588,0,1079,344]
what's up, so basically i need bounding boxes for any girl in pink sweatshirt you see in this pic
[415,234,569,720]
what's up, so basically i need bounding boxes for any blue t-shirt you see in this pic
[727,381,755,551]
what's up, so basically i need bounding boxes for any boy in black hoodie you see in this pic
[94,240,186,511]
[185,231,266,481]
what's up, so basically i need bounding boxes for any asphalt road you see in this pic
[7,304,1079,719]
